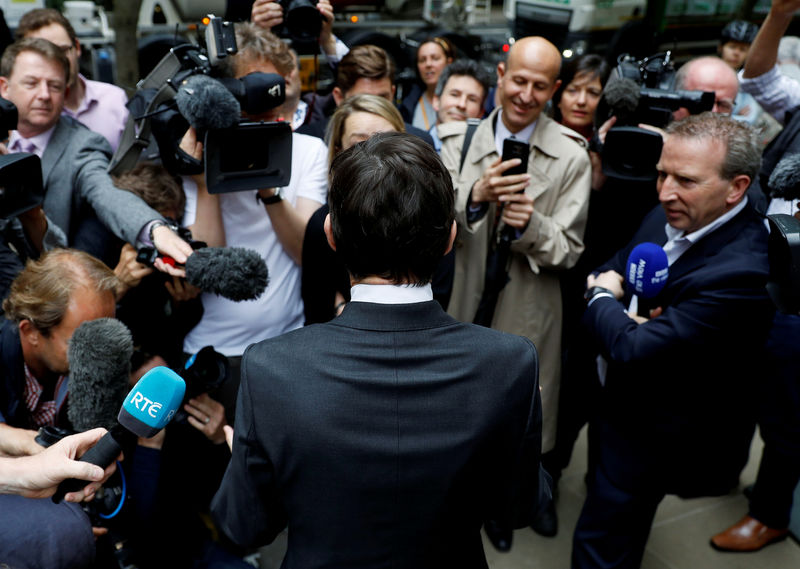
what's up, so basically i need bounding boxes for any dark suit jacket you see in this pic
[40,116,162,245]
[584,202,774,497]
[212,299,547,568]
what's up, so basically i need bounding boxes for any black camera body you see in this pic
[598,52,715,182]
[110,15,293,194]
[278,0,322,52]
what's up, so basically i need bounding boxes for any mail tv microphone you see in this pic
[53,366,185,502]
[625,242,669,317]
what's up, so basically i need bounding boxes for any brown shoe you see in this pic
[710,515,789,552]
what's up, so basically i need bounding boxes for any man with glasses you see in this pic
[672,56,739,120]
[16,8,128,152]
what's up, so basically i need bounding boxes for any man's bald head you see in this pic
[496,36,562,132]
[673,56,739,120]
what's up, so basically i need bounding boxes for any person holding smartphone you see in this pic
[437,36,592,551]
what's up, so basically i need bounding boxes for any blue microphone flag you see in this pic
[118,366,186,438]
[625,242,669,299]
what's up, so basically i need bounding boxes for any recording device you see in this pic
[138,245,269,302]
[501,138,530,177]
[0,153,44,219]
[172,346,229,423]
[624,242,669,318]
[596,52,714,182]
[765,153,800,314]
[110,15,293,193]
[276,0,323,51]
[53,366,186,502]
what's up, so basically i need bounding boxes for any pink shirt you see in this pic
[62,74,129,152]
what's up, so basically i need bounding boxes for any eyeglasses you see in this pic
[715,98,735,114]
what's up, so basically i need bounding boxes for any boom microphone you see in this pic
[175,74,241,131]
[67,318,133,431]
[185,247,269,302]
[53,366,186,502]
[768,153,800,202]
[601,77,640,125]
[625,242,669,317]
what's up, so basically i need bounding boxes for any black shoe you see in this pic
[531,500,558,537]
[484,520,513,552]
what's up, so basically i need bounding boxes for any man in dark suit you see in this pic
[0,37,191,272]
[573,113,775,569]
[211,132,549,567]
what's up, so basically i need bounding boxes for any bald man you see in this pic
[673,56,740,120]
[439,36,591,548]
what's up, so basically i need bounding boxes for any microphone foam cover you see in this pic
[175,74,241,131]
[768,153,800,201]
[602,77,640,115]
[625,242,669,299]
[67,318,133,431]
[119,366,186,438]
[185,247,269,302]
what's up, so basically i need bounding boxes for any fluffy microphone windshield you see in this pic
[175,74,241,131]
[185,247,269,302]
[602,77,640,123]
[67,318,133,431]
[768,153,800,201]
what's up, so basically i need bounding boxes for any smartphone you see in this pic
[501,138,529,177]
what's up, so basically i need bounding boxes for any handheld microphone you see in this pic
[175,74,241,131]
[625,242,669,317]
[53,366,186,502]
[768,153,800,202]
[67,318,133,431]
[185,247,269,302]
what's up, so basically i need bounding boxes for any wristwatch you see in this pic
[584,286,615,304]
[256,188,283,205]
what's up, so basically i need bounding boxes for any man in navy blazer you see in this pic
[211,132,549,567]
[0,37,191,272]
[573,113,775,569]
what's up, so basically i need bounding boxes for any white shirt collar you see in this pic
[495,109,536,156]
[350,283,433,304]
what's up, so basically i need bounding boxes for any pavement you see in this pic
[255,426,800,568]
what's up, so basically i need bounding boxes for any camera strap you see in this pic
[108,49,185,177]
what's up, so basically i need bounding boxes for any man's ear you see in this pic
[18,319,39,347]
[727,175,751,205]
[323,213,336,252]
[432,94,440,113]
[332,86,344,107]
[0,76,9,100]
[75,39,82,58]
[444,220,457,255]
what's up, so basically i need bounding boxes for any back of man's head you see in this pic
[2,249,118,337]
[0,37,69,83]
[15,8,77,44]
[328,132,454,284]
[336,45,396,95]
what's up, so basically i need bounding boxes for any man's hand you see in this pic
[587,270,625,300]
[251,0,283,29]
[114,243,153,297]
[471,156,531,204]
[499,191,535,230]
[628,306,663,324]
[318,0,337,55]
[183,393,227,445]
[151,225,193,277]
[771,0,800,17]
[164,276,201,303]
[1,428,117,501]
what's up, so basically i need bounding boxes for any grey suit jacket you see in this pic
[40,115,162,245]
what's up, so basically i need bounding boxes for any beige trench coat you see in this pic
[439,109,591,452]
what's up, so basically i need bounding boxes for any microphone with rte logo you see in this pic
[52,366,186,502]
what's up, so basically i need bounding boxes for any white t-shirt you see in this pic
[182,132,328,356]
